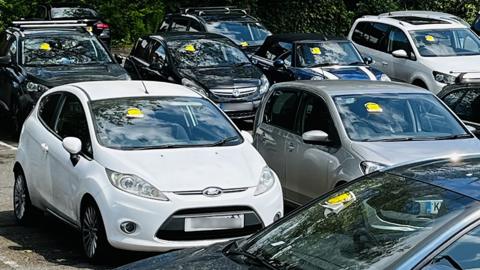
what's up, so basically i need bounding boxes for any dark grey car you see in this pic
[116,154,480,270]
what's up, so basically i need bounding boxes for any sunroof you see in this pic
[393,16,451,25]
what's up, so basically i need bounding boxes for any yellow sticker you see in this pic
[310,47,322,55]
[365,102,383,113]
[126,108,144,118]
[327,192,353,205]
[425,35,435,42]
[240,41,249,47]
[39,43,51,51]
[184,44,196,52]
[86,26,93,32]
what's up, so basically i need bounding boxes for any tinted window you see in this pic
[190,20,204,32]
[50,7,98,19]
[32,6,47,19]
[159,16,171,32]
[149,41,166,64]
[265,42,292,60]
[242,173,478,269]
[352,22,389,52]
[334,93,469,141]
[298,93,339,144]
[38,93,62,130]
[171,18,189,31]
[206,21,270,46]
[389,27,413,56]
[442,90,466,109]
[91,97,242,149]
[55,94,92,156]
[264,90,300,132]
[453,89,480,122]
[133,38,149,60]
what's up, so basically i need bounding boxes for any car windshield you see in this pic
[334,93,470,142]
[206,21,270,46]
[23,36,111,66]
[410,28,480,57]
[242,172,478,269]
[297,41,364,67]
[90,97,242,150]
[51,7,99,19]
[167,38,250,68]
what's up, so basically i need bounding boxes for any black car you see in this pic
[27,3,111,47]
[252,33,389,84]
[123,32,269,119]
[0,21,129,135]
[159,7,271,54]
[117,154,480,270]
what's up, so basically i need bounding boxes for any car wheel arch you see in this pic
[412,78,428,89]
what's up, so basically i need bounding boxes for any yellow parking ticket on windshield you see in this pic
[327,192,353,205]
[184,44,196,52]
[425,35,435,42]
[310,47,322,55]
[365,102,383,113]
[240,41,249,47]
[39,42,51,51]
[86,26,93,32]
[126,108,144,118]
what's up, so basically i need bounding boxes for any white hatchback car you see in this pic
[349,13,480,94]
[13,81,283,260]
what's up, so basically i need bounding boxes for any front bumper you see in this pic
[217,99,262,119]
[95,181,283,252]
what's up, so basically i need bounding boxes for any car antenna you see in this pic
[141,81,149,94]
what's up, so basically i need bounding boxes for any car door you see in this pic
[142,40,169,81]
[254,88,301,187]
[48,93,93,221]
[387,26,417,82]
[284,92,342,204]
[125,37,152,79]
[25,92,63,208]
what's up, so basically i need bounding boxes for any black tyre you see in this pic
[13,171,34,224]
[81,200,111,262]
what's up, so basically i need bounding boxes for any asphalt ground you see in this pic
[0,115,285,269]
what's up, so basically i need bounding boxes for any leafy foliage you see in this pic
[1,0,480,47]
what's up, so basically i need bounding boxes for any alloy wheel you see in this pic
[82,206,99,258]
[13,174,26,220]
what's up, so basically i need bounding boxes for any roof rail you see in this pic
[11,20,88,30]
[180,6,248,16]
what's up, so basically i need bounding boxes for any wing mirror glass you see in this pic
[273,59,285,69]
[302,130,329,144]
[363,56,373,65]
[62,137,82,166]
[392,49,409,59]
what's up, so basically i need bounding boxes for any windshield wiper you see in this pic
[432,134,472,140]
[225,244,276,269]
[346,61,365,65]
[360,137,415,142]
[211,136,240,146]
[234,62,251,67]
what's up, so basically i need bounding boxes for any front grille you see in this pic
[155,206,264,241]
[211,86,258,98]
[173,187,248,196]
[227,110,256,119]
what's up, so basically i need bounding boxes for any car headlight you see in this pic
[433,71,457,85]
[106,169,169,201]
[25,81,49,93]
[310,75,324,80]
[360,161,387,175]
[259,74,270,94]
[254,166,276,196]
[379,74,391,81]
[182,78,208,96]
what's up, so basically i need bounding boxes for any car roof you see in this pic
[273,80,430,96]
[61,80,202,101]
[150,31,229,41]
[388,154,480,201]
[357,14,468,30]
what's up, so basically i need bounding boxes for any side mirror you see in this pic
[465,124,477,133]
[0,55,11,66]
[302,130,329,144]
[150,60,164,70]
[363,56,373,65]
[62,137,82,166]
[241,130,253,144]
[392,49,409,59]
[273,59,285,69]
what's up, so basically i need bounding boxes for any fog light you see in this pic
[274,212,282,222]
[120,221,137,234]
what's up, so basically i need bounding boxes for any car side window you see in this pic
[442,90,466,109]
[353,21,389,52]
[55,94,92,158]
[38,93,62,130]
[298,93,340,145]
[388,27,414,57]
[263,89,301,132]
[266,42,292,61]
[423,225,480,270]
[453,89,480,123]
[149,41,167,65]
[8,37,17,60]
[171,18,189,31]
[159,16,171,32]
[132,38,149,61]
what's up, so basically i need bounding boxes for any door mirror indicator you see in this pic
[62,137,82,166]
[363,56,373,65]
[241,130,253,144]
[302,130,329,144]
[273,59,285,69]
[392,49,409,59]
[0,55,11,66]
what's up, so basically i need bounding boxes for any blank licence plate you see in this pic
[184,214,244,232]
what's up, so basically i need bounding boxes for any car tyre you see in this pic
[81,200,111,262]
[13,171,34,224]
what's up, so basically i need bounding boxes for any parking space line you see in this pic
[0,141,17,150]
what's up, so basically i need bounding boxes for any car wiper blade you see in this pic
[234,62,251,67]
[432,134,472,140]
[308,62,340,68]
[211,136,240,146]
[225,246,276,270]
[347,61,365,65]
[360,137,415,142]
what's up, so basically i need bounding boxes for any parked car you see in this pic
[253,80,480,205]
[13,80,283,261]
[0,21,128,135]
[123,32,269,119]
[251,33,390,84]
[348,13,480,94]
[27,3,111,46]
[379,10,470,27]
[438,73,480,135]
[116,154,480,270]
[159,6,271,54]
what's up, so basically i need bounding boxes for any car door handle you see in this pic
[287,143,296,151]
[381,61,388,66]
[40,143,48,153]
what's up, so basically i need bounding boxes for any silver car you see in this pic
[253,80,480,205]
